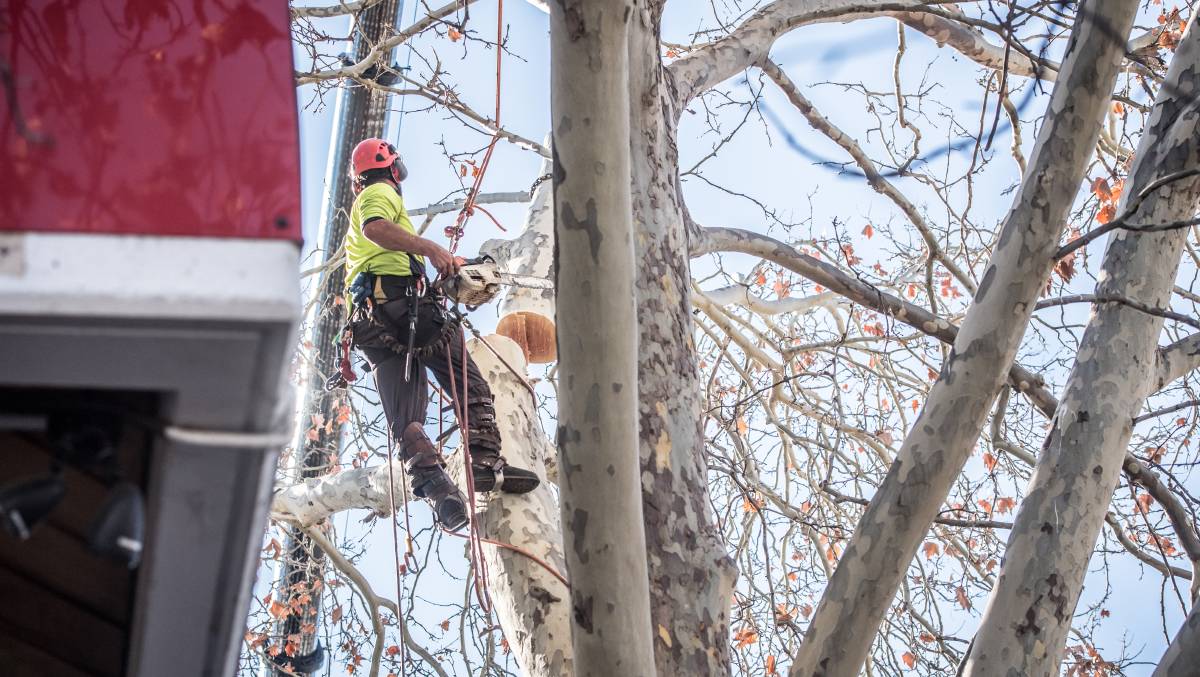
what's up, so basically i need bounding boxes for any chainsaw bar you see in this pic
[438,256,552,308]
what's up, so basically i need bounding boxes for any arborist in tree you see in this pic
[338,138,539,531]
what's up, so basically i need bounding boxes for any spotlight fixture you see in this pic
[0,473,65,540]
[89,482,144,569]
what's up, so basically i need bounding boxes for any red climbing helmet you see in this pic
[350,138,407,188]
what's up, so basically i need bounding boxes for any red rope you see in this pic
[442,530,569,588]
[445,329,492,613]
[447,0,505,251]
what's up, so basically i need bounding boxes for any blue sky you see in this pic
[286,2,1191,673]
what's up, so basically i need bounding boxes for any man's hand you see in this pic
[424,241,464,277]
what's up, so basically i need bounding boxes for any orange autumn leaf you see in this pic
[922,541,940,558]
[911,399,920,413]
[825,543,841,563]
[1091,177,1112,201]
[862,223,875,239]
[996,497,1017,514]
[733,626,759,648]
[800,603,813,618]
[736,416,748,436]
[1137,493,1154,514]
[983,452,998,471]
[766,654,778,675]
[956,586,972,610]
[902,652,917,668]
[1097,204,1117,225]
[447,26,463,41]
[385,645,400,656]
[440,619,451,631]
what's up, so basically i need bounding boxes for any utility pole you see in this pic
[271,1,401,674]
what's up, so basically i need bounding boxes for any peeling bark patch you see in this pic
[529,584,562,606]
[573,593,594,633]
[561,199,603,263]
[1016,603,1042,637]
[1045,573,1069,622]
[571,508,589,564]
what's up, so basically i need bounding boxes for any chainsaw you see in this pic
[436,255,553,309]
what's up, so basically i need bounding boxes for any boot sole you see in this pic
[472,471,540,495]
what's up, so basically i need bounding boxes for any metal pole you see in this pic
[271,2,401,673]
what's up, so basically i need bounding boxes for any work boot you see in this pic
[461,393,540,494]
[400,422,469,531]
[469,449,540,494]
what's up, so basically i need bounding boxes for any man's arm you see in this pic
[362,217,459,275]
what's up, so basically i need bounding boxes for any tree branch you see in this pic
[296,0,480,85]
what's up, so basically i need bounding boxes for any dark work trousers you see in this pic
[349,281,502,459]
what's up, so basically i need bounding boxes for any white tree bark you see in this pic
[1154,601,1200,677]
[964,19,1200,676]
[468,335,573,677]
[788,1,1141,674]
[550,1,657,675]
[482,154,557,364]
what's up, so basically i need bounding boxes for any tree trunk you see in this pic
[271,334,574,677]
[550,2,658,675]
[629,4,738,673]
[484,154,558,365]
[1154,601,1200,677]
[788,1,1140,674]
[963,19,1200,676]
[468,335,573,677]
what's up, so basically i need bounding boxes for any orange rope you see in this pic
[442,529,569,588]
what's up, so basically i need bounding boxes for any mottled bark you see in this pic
[470,336,573,677]
[630,4,738,673]
[788,1,1140,674]
[483,154,557,364]
[550,2,657,675]
[271,336,572,677]
[964,19,1200,676]
[1154,601,1200,677]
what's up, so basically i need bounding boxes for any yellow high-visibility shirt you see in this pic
[343,183,425,290]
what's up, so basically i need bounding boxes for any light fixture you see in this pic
[89,482,144,569]
[0,473,65,540]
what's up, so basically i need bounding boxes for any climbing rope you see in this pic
[446,0,505,251]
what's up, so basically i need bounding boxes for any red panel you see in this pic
[0,0,302,241]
